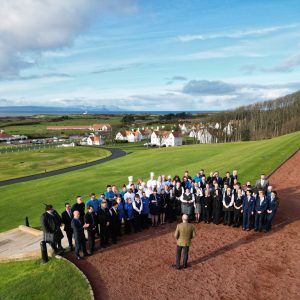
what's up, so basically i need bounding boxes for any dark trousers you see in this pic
[233,209,242,226]
[212,207,221,224]
[110,224,119,243]
[141,213,149,229]
[255,213,266,231]
[176,245,189,268]
[266,212,276,231]
[223,211,232,225]
[87,229,96,253]
[243,212,252,229]
[133,213,142,232]
[125,219,133,234]
[203,206,211,222]
[100,224,109,247]
[65,230,73,248]
[74,237,87,257]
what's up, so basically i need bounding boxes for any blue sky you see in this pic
[0,0,300,111]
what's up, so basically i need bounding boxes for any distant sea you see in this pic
[0,110,219,117]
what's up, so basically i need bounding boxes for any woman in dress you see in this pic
[194,187,203,223]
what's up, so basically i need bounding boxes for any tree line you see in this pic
[205,91,300,142]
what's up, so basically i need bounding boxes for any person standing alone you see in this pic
[173,214,196,269]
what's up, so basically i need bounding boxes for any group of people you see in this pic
[40,170,279,261]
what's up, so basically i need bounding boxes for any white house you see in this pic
[87,135,104,146]
[151,131,182,147]
[223,123,233,136]
[197,128,218,144]
[115,130,142,143]
[189,130,197,138]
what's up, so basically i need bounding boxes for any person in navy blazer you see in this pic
[242,190,255,231]
[254,190,268,232]
[266,191,279,232]
[61,202,74,250]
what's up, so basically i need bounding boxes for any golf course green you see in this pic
[0,147,110,181]
[0,131,299,232]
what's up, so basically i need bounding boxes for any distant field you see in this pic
[0,258,90,300]
[0,146,110,181]
[0,131,299,232]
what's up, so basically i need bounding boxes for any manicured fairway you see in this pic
[0,131,299,232]
[0,147,110,181]
[0,258,90,300]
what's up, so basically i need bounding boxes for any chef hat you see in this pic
[168,175,172,179]
[150,172,155,177]
[128,176,133,182]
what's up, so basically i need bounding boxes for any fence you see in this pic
[0,143,72,154]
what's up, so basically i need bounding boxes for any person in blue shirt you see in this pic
[116,196,125,236]
[104,185,115,208]
[193,172,202,183]
[124,198,134,234]
[86,193,100,214]
[141,192,150,229]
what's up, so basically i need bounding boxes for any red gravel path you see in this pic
[68,150,300,300]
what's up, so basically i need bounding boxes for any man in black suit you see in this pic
[61,202,73,251]
[84,205,97,254]
[72,196,85,223]
[40,204,64,254]
[97,200,110,248]
[255,174,269,193]
[71,210,89,260]
[109,200,120,244]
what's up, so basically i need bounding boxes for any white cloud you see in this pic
[0,0,137,76]
[177,24,299,42]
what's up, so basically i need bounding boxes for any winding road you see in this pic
[0,147,126,187]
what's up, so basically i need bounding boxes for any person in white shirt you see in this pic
[124,188,135,203]
[133,194,143,232]
[147,172,157,189]
[180,187,195,219]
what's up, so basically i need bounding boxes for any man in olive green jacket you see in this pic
[173,214,196,269]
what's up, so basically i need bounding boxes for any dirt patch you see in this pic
[68,150,300,300]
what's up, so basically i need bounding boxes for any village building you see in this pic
[151,130,182,147]
[115,130,142,143]
[47,124,112,131]
[196,128,218,144]
[87,134,104,146]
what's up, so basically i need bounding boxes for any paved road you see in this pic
[0,147,126,187]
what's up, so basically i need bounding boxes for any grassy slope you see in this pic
[0,258,90,300]
[0,131,299,232]
[0,147,110,181]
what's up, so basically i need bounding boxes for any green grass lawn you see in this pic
[0,147,110,181]
[0,131,299,232]
[0,258,91,300]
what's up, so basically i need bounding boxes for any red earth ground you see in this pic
[68,150,300,300]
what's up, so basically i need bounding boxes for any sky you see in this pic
[0,0,300,111]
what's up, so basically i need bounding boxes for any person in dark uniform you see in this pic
[133,194,143,232]
[174,182,184,216]
[222,187,234,225]
[212,188,223,225]
[84,205,97,254]
[71,210,89,260]
[141,192,150,229]
[72,196,85,223]
[254,190,268,232]
[149,189,160,226]
[203,189,212,223]
[266,191,279,232]
[97,200,110,247]
[40,204,64,254]
[242,190,255,230]
[233,189,243,227]
[159,188,168,225]
[109,200,120,243]
[61,202,73,251]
